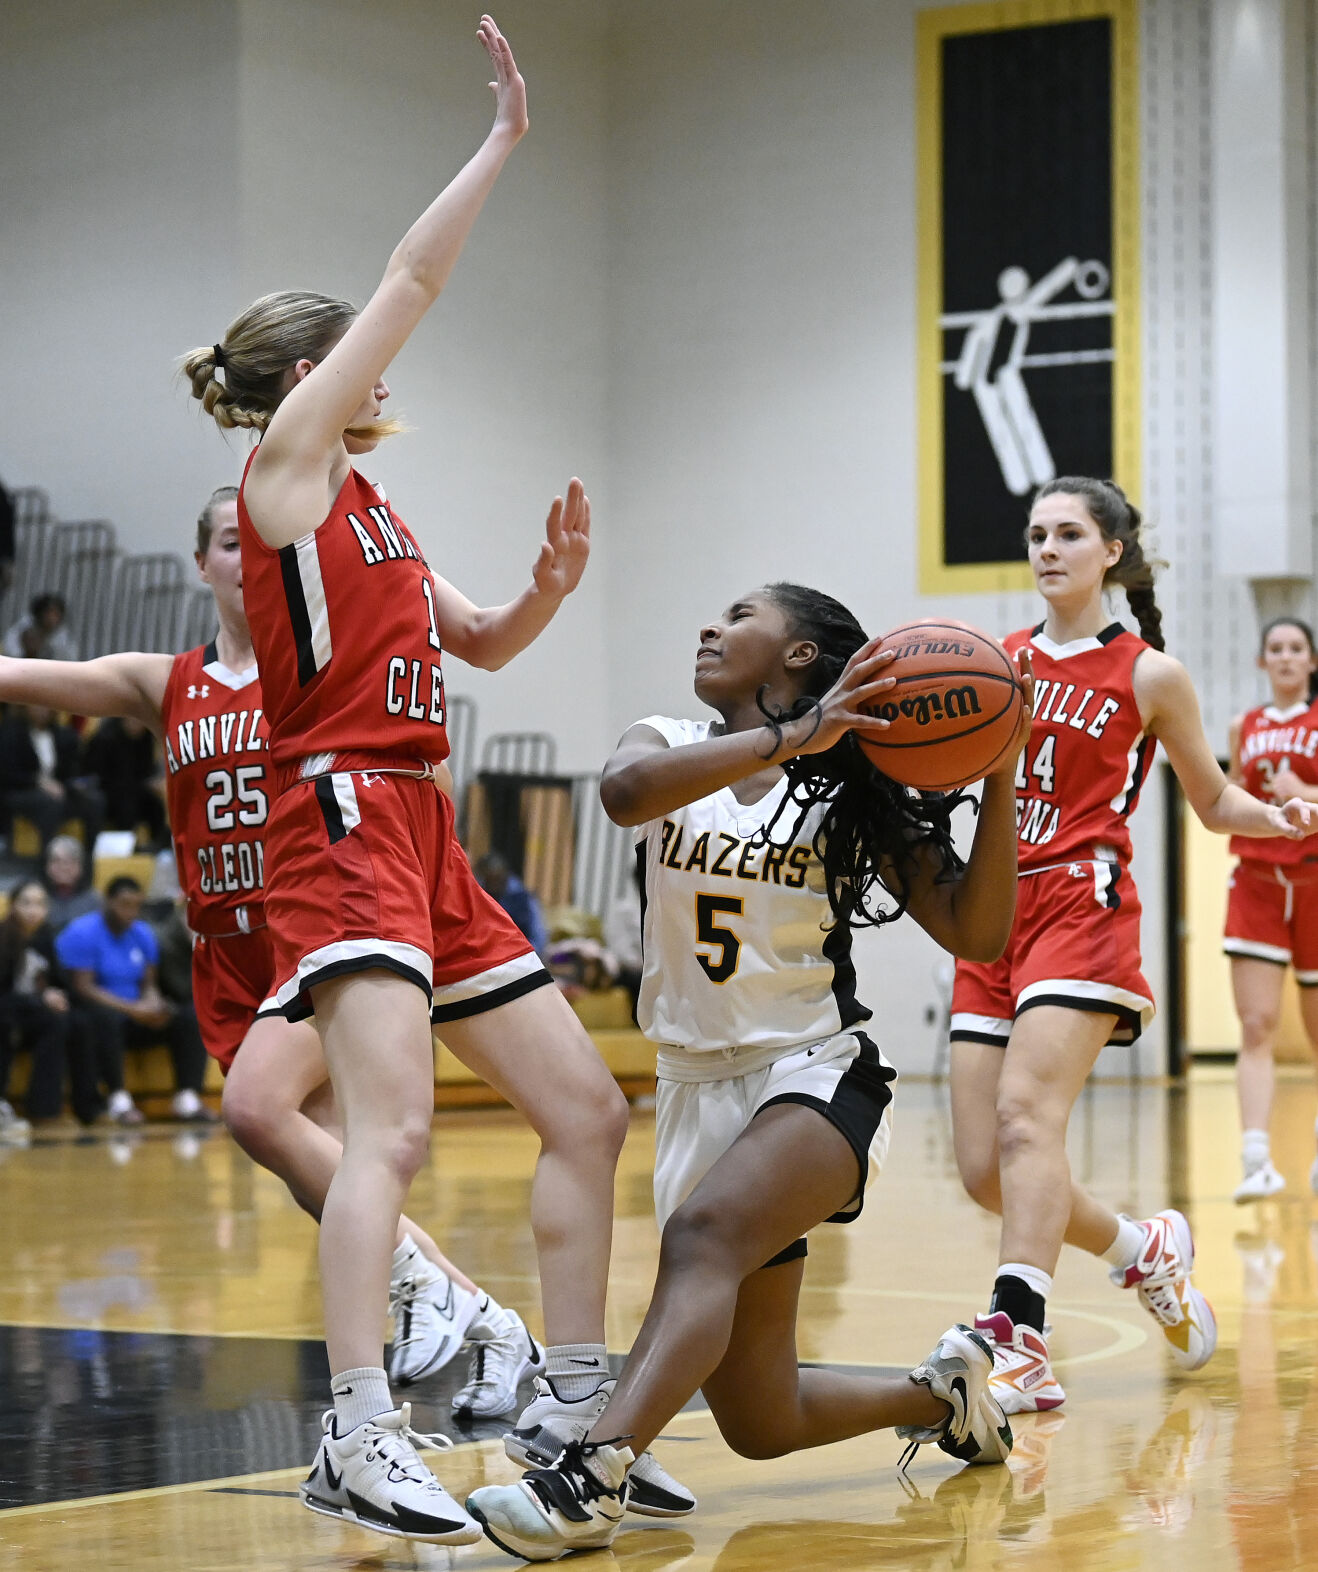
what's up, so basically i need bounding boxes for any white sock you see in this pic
[997,1261,1053,1300]
[545,1342,609,1401]
[1102,1214,1147,1269]
[391,1234,441,1286]
[1242,1128,1271,1172]
[331,1366,393,1434]
[464,1292,511,1340]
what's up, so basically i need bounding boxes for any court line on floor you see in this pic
[0,1409,714,1521]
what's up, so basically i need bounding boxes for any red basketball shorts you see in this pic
[1224,858,1318,985]
[951,859,1155,1047]
[264,765,551,1022]
[191,925,281,1074]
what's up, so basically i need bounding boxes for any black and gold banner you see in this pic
[917,0,1139,593]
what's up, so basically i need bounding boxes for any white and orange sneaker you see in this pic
[973,1312,1065,1415]
[1111,1209,1217,1370]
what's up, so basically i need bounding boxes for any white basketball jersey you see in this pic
[633,716,872,1054]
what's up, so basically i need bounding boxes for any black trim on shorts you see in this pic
[314,775,348,844]
[279,954,433,1022]
[431,968,555,1024]
[947,1027,1011,1047]
[762,1238,809,1270]
[755,1030,895,1226]
[1015,990,1143,1041]
[278,541,319,687]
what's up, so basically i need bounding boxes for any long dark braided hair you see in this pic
[752,583,964,929]
[1033,477,1166,650]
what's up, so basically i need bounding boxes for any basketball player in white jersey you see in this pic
[469,582,1033,1560]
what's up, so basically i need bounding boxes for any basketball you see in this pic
[858,618,1024,790]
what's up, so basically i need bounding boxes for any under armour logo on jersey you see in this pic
[187,684,210,699]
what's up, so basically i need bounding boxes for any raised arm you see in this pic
[246,17,528,546]
[1137,652,1316,839]
[600,643,899,828]
[0,652,172,732]
[429,480,589,670]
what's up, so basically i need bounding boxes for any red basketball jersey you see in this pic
[160,642,270,934]
[1229,697,1318,866]
[237,454,449,771]
[1006,622,1154,871]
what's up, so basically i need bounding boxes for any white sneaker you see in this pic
[467,1438,633,1561]
[389,1268,479,1386]
[1112,1210,1217,1370]
[299,1404,481,1544]
[1234,1161,1286,1203]
[505,1376,696,1517]
[0,1099,32,1144]
[896,1323,1014,1468]
[973,1311,1065,1415]
[106,1089,144,1126]
[450,1308,545,1418]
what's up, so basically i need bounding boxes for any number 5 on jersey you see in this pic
[695,893,744,984]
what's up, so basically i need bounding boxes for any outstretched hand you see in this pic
[478,15,528,140]
[532,478,591,601]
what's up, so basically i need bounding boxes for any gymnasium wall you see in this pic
[3,1,1316,1074]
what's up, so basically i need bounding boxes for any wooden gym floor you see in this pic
[1,1066,1315,1571]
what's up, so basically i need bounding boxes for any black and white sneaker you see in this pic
[467,1437,633,1561]
[299,1404,482,1544]
[896,1324,1014,1470]
[450,1307,545,1418]
[504,1375,695,1517]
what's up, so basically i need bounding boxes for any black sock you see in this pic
[990,1273,1046,1333]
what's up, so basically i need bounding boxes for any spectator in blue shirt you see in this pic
[474,852,549,956]
[56,876,211,1125]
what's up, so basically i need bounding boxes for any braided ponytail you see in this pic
[753,583,964,929]
[181,290,405,443]
[1034,477,1166,650]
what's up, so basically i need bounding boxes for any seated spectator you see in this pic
[43,835,101,931]
[55,876,213,1125]
[0,704,104,855]
[2,593,79,661]
[0,880,80,1130]
[83,715,167,849]
[473,852,548,955]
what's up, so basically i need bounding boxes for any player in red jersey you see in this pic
[948,477,1316,1417]
[182,20,686,1544]
[1224,617,1318,1201]
[0,485,522,1396]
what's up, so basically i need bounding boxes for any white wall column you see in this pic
[1211,0,1314,602]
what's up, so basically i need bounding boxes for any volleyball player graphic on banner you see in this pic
[917,3,1139,593]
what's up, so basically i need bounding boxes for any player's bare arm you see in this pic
[896,651,1034,961]
[0,651,173,734]
[601,647,900,828]
[1136,650,1316,839]
[428,480,591,670]
[246,15,528,549]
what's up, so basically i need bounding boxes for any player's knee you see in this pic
[382,1113,432,1182]
[994,1094,1052,1160]
[222,1076,280,1159]
[717,1414,793,1460]
[659,1196,738,1275]
[545,1074,629,1160]
[1237,1009,1279,1047]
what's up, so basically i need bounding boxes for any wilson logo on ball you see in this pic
[873,686,983,728]
[860,618,1024,791]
